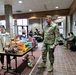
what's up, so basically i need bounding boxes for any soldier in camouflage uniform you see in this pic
[38,15,60,72]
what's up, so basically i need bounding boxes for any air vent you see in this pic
[16,10,22,13]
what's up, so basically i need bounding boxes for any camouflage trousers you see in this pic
[42,43,55,64]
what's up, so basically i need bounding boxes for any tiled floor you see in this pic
[30,45,76,75]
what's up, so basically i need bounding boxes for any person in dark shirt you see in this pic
[67,32,76,51]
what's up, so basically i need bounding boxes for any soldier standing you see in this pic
[38,15,60,72]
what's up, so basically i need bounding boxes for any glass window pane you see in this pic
[23,19,28,25]
[23,27,27,38]
[18,27,22,35]
[13,19,17,25]
[1,20,5,25]
[59,29,63,34]
[0,20,6,28]
[17,19,22,25]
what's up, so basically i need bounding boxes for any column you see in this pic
[67,16,71,33]
[70,15,73,32]
[4,4,13,38]
[63,16,67,38]
[65,16,68,37]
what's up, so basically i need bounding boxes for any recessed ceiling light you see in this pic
[29,9,32,12]
[56,6,59,9]
[18,1,22,3]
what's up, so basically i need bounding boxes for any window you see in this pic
[23,19,28,26]
[58,22,63,34]
[0,20,6,28]
[14,19,28,26]
[17,19,22,25]
[13,18,28,36]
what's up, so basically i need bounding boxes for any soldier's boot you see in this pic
[48,63,53,72]
[38,62,46,68]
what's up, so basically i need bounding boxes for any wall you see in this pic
[29,18,42,34]
[0,9,69,20]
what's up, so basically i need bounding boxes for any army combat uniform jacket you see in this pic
[43,22,60,47]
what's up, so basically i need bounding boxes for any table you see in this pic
[0,47,35,75]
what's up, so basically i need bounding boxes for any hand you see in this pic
[52,44,56,48]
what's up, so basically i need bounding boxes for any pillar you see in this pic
[4,4,13,38]
[70,15,73,32]
[67,16,71,33]
[65,16,68,37]
[63,16,67,38]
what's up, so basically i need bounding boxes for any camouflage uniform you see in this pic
[42,22,60,64]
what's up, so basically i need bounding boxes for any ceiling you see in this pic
[0,0,74,16]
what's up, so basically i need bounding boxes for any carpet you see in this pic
[29,45,76,75]
[21,48,41,75]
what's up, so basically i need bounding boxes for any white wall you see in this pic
[29,18,42,34]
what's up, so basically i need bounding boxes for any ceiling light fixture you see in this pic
[56,6,59,9]
[29,16,37,19]
[18,0,22,3]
